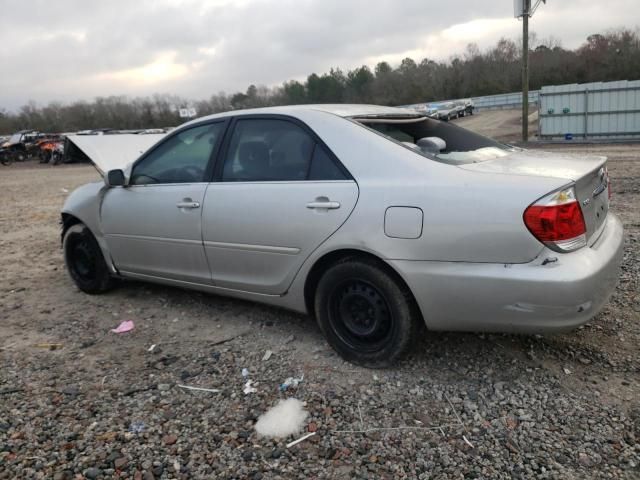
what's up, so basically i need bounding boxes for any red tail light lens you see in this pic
[523,186,587,252]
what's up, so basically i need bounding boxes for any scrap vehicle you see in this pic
[37,136,65,163]
[76,128,119,135]
[60,104,623,367]
[50,141,65,165]
[0,129,39,165]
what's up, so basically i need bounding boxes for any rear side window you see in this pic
[309,145,347,180]
[222,118,348,181]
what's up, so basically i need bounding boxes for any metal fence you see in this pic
[538,80,640,141]
[472,90,539,111]
[404,90,539,112]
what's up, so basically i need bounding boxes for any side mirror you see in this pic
[416,136,447,154]
[105,169,126,187]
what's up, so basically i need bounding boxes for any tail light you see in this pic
[606,166,612,200]
[523,186,587,252]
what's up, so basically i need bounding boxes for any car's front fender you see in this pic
[61,181,117,274]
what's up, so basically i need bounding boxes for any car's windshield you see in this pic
[355,116,511,165]
[8,133,22,144]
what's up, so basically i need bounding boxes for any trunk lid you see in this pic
[459,149,609,243]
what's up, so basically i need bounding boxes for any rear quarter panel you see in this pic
[294,109,568,264]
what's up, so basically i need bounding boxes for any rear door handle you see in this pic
[176,201,200,209]
[306,201,340,210]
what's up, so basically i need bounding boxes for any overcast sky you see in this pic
[0,0,638,109]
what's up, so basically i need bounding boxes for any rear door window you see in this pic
[221,118,348,181]
[309,145,347,180]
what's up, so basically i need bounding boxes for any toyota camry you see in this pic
[61,105,624,367]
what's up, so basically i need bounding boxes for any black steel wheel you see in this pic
[63,223,115,294]
[329,279,393,353]
[315,258,421,367]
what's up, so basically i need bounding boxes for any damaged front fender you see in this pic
[61,181,118,274]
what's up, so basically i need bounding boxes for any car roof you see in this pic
[193,104,424,124]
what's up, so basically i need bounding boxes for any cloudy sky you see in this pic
[0,0,638,109]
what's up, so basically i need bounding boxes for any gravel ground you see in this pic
[455,109,539,143]
[1,143,639,479]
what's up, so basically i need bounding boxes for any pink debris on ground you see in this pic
[111,320,135,334]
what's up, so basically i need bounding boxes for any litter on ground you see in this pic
[243,380,257,395]
[111,320,135,334]
[286,431,317,448]
[34,343,63,350]
[255,398,308,438]
[279,375,304,392]
[177,384,220,393]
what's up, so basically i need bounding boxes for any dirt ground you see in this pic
[0,136,639,478]
[456,108,539,143]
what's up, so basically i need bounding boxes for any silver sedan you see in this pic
[61,105,624,367]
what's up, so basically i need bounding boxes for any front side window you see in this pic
[130,123,224,185]
[221,118,347,182]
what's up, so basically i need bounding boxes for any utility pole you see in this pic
[521,0,530,143]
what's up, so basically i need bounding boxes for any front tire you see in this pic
[63,223,115,294]
[314,259,421,368]
[0,153,11,166]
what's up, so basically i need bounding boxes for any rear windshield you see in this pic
[354,116,512,165]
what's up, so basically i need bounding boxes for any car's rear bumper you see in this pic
[390,213,624,333]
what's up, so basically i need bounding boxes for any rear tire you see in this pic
[63,223,115,294]
[314,258,421,368]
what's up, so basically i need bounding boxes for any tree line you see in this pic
[1,28,639,134]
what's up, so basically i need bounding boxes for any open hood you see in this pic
[66,133,165,175]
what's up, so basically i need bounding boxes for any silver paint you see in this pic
[61,104,624,334]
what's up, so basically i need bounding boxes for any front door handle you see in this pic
[306,200,340,210]
[176,200,200,209]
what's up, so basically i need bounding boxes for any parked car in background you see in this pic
[424,104,440,118]
[61,104,623,367]
[453,101,466,118]
[435,102,459,121]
